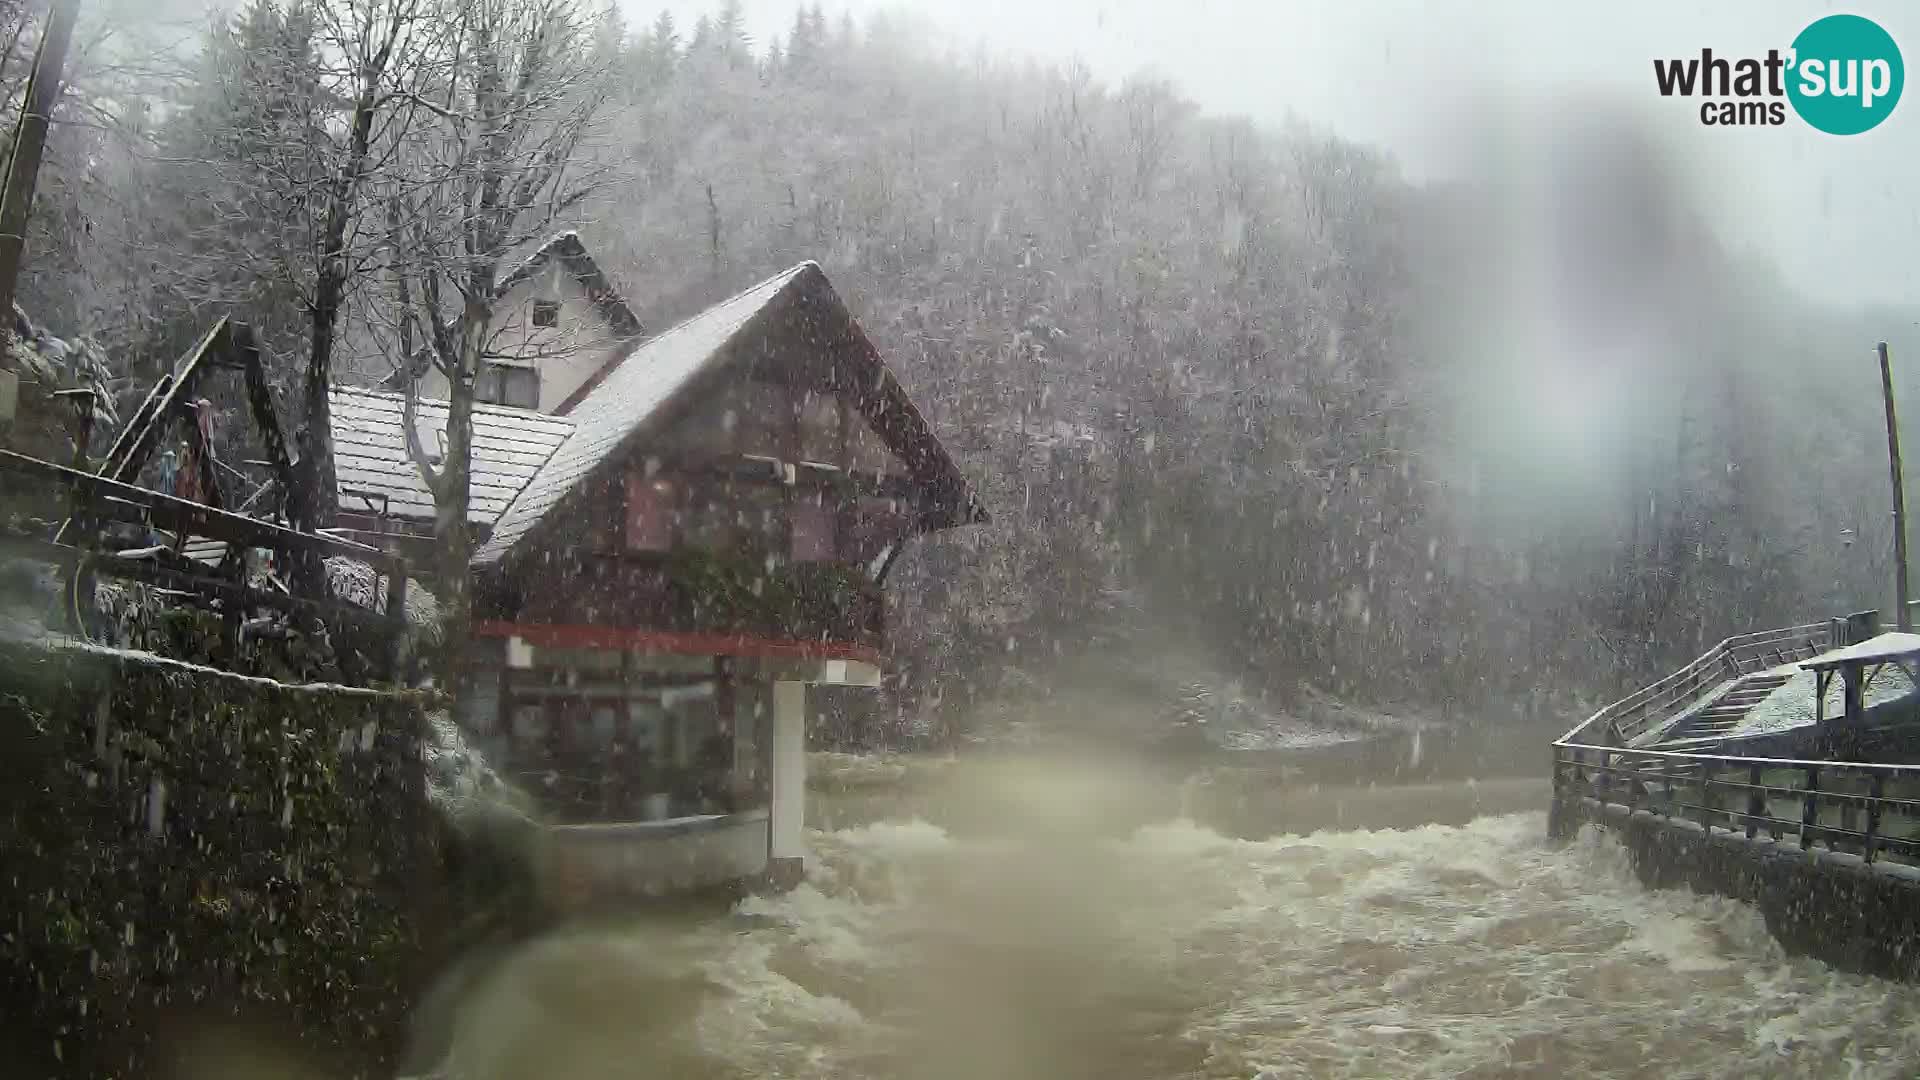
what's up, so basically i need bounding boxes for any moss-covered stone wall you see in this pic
[0,637,436,1079]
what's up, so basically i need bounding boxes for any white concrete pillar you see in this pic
[769,680,807,869]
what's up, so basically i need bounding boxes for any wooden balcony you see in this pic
[487,547,886,652]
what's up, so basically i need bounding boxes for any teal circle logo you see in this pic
[1787,14,1903,135]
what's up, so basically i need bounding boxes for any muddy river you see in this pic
[421,749,1920,1079]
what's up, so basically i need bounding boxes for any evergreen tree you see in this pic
[713,0,750,67]
[133,0,325,383]
[784,5,818,75]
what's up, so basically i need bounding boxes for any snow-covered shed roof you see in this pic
[1802,632,1920,672]
[329,386,574,525]
[473,260,985,567]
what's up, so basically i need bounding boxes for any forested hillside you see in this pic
[8,0,1916,736]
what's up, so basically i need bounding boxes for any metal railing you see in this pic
[1551,612,1920,864]
[1558,622,1836,748]
[1551,745,1920,866]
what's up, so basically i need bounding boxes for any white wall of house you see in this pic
[412,267,630,414]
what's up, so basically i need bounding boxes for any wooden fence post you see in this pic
[384,564,408,682]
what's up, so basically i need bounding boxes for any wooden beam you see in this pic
[2,448,402,571]
[90,320,229,488]
[235,323,295,514]
[1,534,397,639]
[184,400,224,510]
[471,619,881,664]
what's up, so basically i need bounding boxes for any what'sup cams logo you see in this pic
[1654,14,1903,134]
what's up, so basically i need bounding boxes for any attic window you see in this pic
[532,299,560,328]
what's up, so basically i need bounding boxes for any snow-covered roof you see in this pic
[494,231,644,339]
[472,260,986,568]
[329,386,575,525]
[473,264,812,563]
[1802,632,1920,672]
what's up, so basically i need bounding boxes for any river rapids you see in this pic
[423,753,1920,1080]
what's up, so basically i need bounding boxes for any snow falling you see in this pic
[3,1,1919,1078]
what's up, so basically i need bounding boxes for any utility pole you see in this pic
[1879,341,1911,632]
[0,0,80,358]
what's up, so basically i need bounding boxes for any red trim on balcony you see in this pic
[472,620,882,664]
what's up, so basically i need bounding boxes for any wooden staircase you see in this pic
[1662,670,1796,742]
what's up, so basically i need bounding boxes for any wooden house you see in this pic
[331,253,985,902]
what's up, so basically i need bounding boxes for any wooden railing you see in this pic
[1558,622,1837,748]
[0,448,411,678]
[1551,746,1920,867]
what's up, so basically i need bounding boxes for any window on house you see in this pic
[476,362,539,410]
[625,470,678,552]
[800,391,843,463]
[791,493,837,562]
[532,298,560,328]
[680,486,741,552]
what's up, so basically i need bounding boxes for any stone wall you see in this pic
[0,637,437,1079]
[1585,800,1920,983]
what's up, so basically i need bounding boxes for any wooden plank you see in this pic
[96,321,228,486]
[235,323,294,514]
[472,620,882,664]
[1,449,402,570]
[1,534,397,640]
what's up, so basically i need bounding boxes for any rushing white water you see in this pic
[430,758,1920,1080]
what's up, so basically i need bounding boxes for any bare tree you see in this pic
[97,0,437,553]
[288,0,439,542]
[382,0,614,682]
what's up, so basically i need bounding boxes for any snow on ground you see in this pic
[1205,688,1428,751]
[1732,663,1918,738]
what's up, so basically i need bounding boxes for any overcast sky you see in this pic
[634,0,1919,312]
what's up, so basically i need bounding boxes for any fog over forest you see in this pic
[15,0,1920,741]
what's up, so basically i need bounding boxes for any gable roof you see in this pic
[495,231,644,338]
[377,231,644,389]
[473,261,986,568]
[330,386,574,526]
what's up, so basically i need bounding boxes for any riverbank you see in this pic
[808,690,1567,841]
